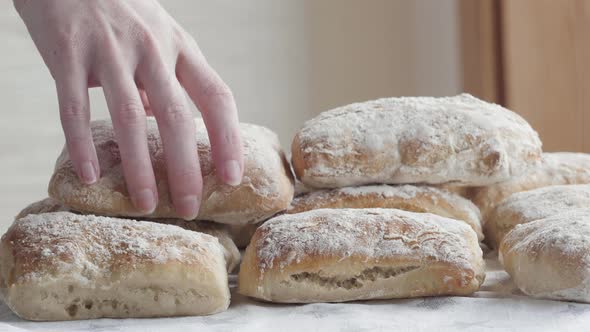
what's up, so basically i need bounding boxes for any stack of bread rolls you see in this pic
[465,152,590,303]
[5,92,590,321]
[0,118,295,320]
[486,185,590,303]
[238,94,544,303]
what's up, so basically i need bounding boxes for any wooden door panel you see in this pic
[502,0,587,152]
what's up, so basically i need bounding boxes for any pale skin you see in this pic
[13,0,244,219]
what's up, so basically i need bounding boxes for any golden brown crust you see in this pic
[290,135,306,184]
[435,183,474,198]
[286,185,483,241]
[238,208,484,303]
[48,119,294,225]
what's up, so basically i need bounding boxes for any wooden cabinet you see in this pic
[460,0,590,152]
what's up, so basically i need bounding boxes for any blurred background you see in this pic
[0,0,585,230]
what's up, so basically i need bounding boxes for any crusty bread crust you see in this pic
[238,208,484,303]
[48,118,294,225]
[291,94,541,188]
[287,185,483,241]
[0,212,230,320]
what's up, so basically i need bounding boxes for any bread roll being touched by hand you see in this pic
[0,212,230,321]
[238,208,484,303]
[471,152,590,221]
[291,94,541,188]
[287,184,483,241]
[500,209,590,303]
[485,184,590,248]
[14,198,240,273]
[48,118,294,225]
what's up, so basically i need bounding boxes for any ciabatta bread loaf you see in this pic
[500,209,590,303]
[238,208,484,303]
[471,152,590,221]
[291,94,541,188]
[0,212,230,320]
[485,184,590,248]
[14,198,240,272]
[48,118,294,225]
[287,185,483,241]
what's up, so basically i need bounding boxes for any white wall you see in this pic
[306,0,461,112]
[0,1,460,231]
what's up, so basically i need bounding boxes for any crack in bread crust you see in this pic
[287,266,421,289]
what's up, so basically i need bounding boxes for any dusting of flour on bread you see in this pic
[3,212,225,284]
[254,208,482,277]
[293,94,542,188]
[493,184,590,224]
[500,209,590,302]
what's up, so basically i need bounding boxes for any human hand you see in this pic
[14,0,244,219]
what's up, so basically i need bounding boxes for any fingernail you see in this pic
[79,162,97,184]
[223,160,242,186]
[177,195,200,220]
[133,189,157,214]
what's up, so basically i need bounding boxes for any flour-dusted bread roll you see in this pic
[48,118,294,225]
[485,184,590,249]
[287,185,483,241]
[238,208,485,303]
[500,209,590,303]
[471,152,590,221]
[291,94,542,188]
[0,212,230,321]
[14,198,240,272]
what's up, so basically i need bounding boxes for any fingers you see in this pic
[101,69,158,214]
[140,62,202,220]
[55,65,99,185]
[177,47,244,186]
[139,89,154,116]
